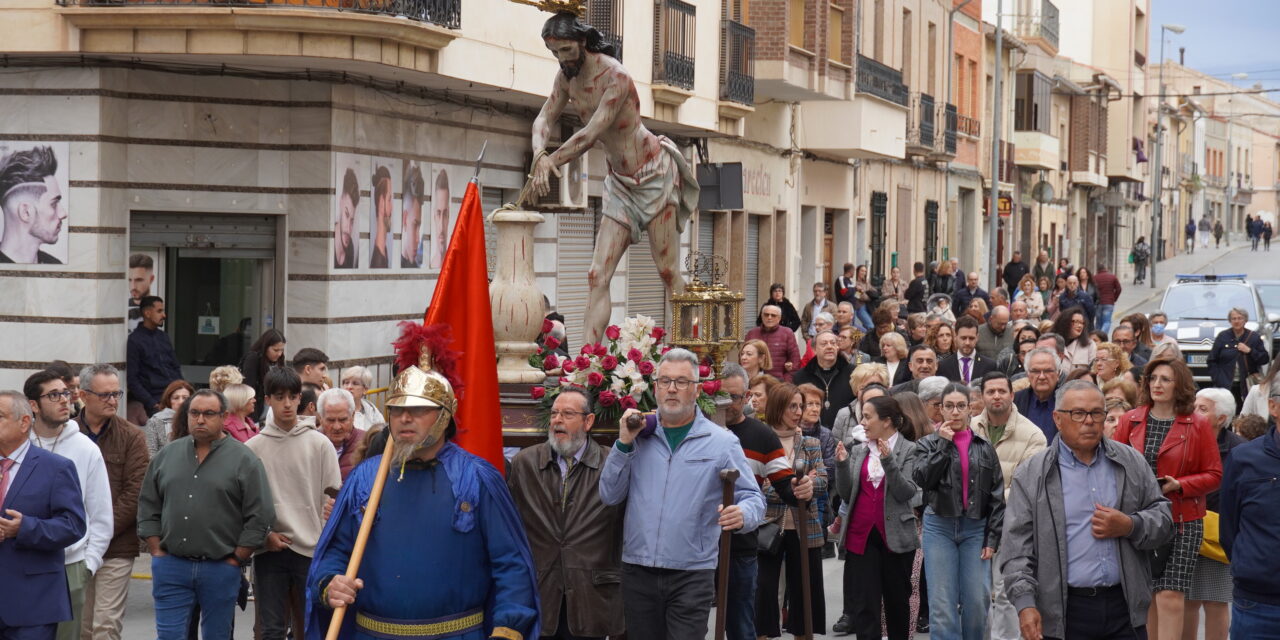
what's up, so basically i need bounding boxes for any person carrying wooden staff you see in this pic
[303,322,540,640]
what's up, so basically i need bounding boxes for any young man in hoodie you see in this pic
[245,367,342,640]
[24,370,114,640]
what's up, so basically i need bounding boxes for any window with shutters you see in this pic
[1014,71,1051,134]
[870,192,888,281]
[588,0,624,60]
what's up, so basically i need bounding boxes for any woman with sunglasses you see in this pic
[912,382,1004,640]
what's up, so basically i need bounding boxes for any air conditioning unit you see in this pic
[529,146,588,211]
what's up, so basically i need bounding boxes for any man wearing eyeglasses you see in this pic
[508,388,624,640]
[1014,349,1062,442]
[246,367,342,640]
[138,389,275,640]
[23,370,113,640]
[1001,380,1173,640]
[600,348,765,640]
[75,363,148,640]
[1110,326,1149,369]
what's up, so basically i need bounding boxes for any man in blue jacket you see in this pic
[601,348,765,640]
[1221,374,1280,638]
[125,296,183,424]
[0,389,87,640]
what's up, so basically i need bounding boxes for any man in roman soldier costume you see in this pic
[305,323,539,640]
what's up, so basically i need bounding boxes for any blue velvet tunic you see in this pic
[305,443,539,640]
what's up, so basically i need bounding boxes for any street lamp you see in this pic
[1150,23,1186,289]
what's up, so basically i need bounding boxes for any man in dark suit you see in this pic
[0,389,87,640]
[905,262,930,314]
[889,344,939,394]
[951,271,991,315]
[936,316,995,385]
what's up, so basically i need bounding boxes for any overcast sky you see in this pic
[1149,0,1280,88]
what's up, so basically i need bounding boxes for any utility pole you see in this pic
[1151,24,1186,288]
[987,0,1003,291]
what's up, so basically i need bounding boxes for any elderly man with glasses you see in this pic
[138,389,275,640]
[602,348,765,640]
[1001,380,1173,640]
[76,364,149,640]
[1014,349,1062,441]
[508,388,625,640]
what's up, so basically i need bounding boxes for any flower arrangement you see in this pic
[531,315,726,427]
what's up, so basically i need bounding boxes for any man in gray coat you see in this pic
[1000,381,1173,640]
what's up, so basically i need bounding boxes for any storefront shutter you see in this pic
[556,210,596,341]
[626,233,667,328]
[745,214,760,321]
[698,211,715,258]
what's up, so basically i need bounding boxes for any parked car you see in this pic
[1158,274,1276,385]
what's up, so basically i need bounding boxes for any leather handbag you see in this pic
[756,520,783,555]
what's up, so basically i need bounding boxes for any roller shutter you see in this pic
[556,210,596,341]
[745,214,760,319]
[626,233,667,328]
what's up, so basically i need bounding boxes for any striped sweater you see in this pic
[726,416,797,554]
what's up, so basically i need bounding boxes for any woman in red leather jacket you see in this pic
[1114,356,1222,640]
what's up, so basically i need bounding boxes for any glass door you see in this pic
[166,252,276,384]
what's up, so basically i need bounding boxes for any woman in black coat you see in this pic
[757,282,804,333]
[1207,307,1269,407]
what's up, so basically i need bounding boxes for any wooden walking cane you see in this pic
[324,431,398,640]
[713,468,741,640]
[792,459,813,640]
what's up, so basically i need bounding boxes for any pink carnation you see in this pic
[587,371,605,387]
[543,354,560,370]
[601,355,619,371]
[605,325,622,340]
[530,386,545,399]
[638,360,655,376]
[598,390,618,407]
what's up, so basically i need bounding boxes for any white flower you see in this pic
[610,377,626,393]
[630,380,648,397]
[616,360,639,380]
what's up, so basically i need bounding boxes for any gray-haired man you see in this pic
[601,349,765,639]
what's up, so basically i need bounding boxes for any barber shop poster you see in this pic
[0,141,70,264]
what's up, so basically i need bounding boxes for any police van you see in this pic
[1157,274,1276,385]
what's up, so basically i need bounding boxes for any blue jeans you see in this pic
[1096,304,1115,334]
[725,553,757,640]
[151,554,241,640]
[1232,597,1280,639]
[854,306,875,332]
[922,512,990,640]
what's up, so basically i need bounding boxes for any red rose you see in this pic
[605,325,622,340]
[587,371,605,387]
[595,343,609,357]
[699,364,712,378]
[620,395,638,409]
[701,380,722,395]
[661,345,672,355]
[530,386,546,399]
[544,336,561,351]
[561,361,576,374]
[598,390,618,407]
[582,344,595,355]
[543,354,560,370]
[638,360,655,376]
[575,356,592,370]
[542,318,554,334]
[601,355,619,371]
[536,346,544,355]
[651,327,666,340]
[627,348,644,363]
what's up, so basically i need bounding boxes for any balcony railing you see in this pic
[1039,0,1059,50]
[588,0,624,61]
[998,140,1017,182]
[855,54,908,107]
[908,92,935,151]
[56,0,462,28]
[720,19,755,105]
[943,103,958,155]
[653,0,697,90]
[957,113,981,138]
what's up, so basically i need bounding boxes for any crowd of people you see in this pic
[3,252,1280,640]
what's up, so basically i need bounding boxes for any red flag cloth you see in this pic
[425,179,505,473]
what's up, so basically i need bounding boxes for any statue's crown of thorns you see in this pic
[508,0,586,16]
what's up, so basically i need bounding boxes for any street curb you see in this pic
[1115,246,1247,319]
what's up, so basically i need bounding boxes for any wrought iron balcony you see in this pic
[720,19,755,105]
[588,0,624,61]
[653,0,697,90]
[957,113,981,138]
[907,92,935,153]
[943,103,958,155]
[1038,0,1059,50]
[855,54,908,107]
[56,0,462,29]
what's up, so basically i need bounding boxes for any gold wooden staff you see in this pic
[324,432,396,640]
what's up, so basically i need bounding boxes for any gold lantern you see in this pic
[667,252,744,379]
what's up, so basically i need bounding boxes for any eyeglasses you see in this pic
[1113,339,1135,346]
[655,377,695,390]
[83,390,124,401]
[187,409,225,420]
[787,403,804,411]
[548,410,590,420]
[40,390,73,402]
[728,393,745,402]
[942,402,969,412]
[388,406,437,418]
[1027,368,1056,377]
[1055,409,1108,423]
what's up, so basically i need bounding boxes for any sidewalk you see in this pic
[1113,242,1248,319]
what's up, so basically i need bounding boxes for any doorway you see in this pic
[131,212,282,384]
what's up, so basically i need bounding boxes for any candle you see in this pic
[692,315,699,339]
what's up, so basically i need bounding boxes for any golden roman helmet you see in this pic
[387,347,457,415]
[387,322,460,441]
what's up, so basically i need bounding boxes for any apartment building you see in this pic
[0,0,748,388]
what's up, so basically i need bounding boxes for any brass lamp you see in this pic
[667,252,744,379]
